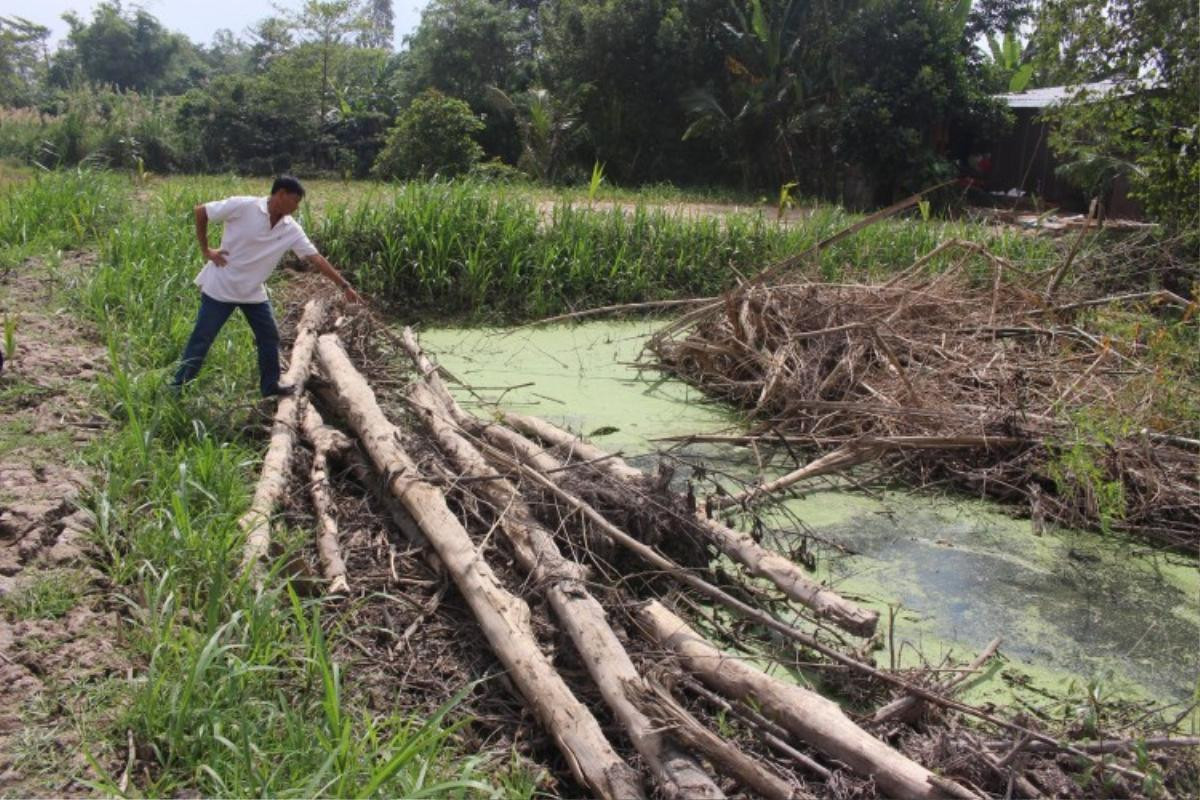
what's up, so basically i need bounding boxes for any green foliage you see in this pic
[311,176,1056,319]
[373,90,484,179]
[0,167,126,263]
[1035,0,1199,238]
[587,160,605,201]
[397,0,530,163]
[835,0,1008,203]
[1047,409,1129,532]
[50,2,203,94]
[0,15,50,107]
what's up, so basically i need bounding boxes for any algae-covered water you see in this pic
[420,321,1200,707]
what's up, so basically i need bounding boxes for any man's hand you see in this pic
[206,247,230,267]
[306,253,362,304]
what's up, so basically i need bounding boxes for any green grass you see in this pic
[1,568,88,620]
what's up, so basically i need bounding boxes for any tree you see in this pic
[835,0,1004,204]
[539,0,727,183]
[397,0,532,162]
[247,16,296,72]
[372,89,484,179]
[289,1,368,123]
[679,0,828,190]
[51,2,197,93]
[360,0,395,49]
[0,16,50,107]
[1034,0,1199,237]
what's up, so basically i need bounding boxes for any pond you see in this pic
[419,321,1200,708]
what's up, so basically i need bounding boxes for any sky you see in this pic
[4,1,428,51]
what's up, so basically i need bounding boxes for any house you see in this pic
[986,81,1144,218]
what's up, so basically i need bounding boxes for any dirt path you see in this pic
[0,253,126,797]
[534,198,815,226]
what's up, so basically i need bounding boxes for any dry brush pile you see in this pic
[648,238,1200,550]
[232,297,1197,799]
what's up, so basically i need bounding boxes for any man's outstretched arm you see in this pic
[306,253,364,304]
[194,205,229,266]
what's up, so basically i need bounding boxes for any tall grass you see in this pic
[313,180,1059,320]
[0,168,127,264]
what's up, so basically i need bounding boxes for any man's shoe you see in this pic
[264,383,298,398]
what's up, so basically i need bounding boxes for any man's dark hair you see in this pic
[271,175,305,197]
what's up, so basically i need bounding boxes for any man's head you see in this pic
[268,175,305,216]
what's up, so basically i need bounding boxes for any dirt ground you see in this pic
[0,252,126,797]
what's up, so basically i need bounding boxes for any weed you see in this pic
[2,569,87,620]
[587,160,605,202]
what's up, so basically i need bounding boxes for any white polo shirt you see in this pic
[193,196,319,304]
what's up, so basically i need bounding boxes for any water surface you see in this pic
[420,322,1200,706]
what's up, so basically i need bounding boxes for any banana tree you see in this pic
[681,0,824,189]
[984,30,1034,92]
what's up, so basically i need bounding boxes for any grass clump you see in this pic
[1,569,87,620]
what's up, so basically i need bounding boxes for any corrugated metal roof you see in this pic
[998,80,1127,109]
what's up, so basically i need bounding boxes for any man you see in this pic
[172,176,362,397]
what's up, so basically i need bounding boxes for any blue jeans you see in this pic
[173,293,282,396]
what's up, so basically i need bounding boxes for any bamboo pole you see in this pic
[299,400,349,594]
[503,412,879,636]
[407,382,723,798]
[239,298,328,572]
[637,600,976,800]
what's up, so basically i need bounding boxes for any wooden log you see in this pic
[407,383,724,799]
[637,600,977,800]
[299,400,349,594]
[239,298,328,572]
[873,637,1001,725]
[316,334,644,800]
[711,445,878,509]
[503,412,878,637]
[638,680,799,800]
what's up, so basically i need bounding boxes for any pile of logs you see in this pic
[646,240,1199,549]
[230,297,1196,799]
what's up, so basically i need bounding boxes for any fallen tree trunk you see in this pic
[637,680,800,800]
[637,600,976,800]
[317,334,644,800]
[240,298,328,572]
[407,383,724,799]
[503,413,878,637]
[300,400,350,594]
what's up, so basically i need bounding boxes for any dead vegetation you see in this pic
[647,238,1199,550]
[236,294,1198,800]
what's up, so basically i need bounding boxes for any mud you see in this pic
[0,251,125,797]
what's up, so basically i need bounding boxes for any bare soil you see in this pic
[0,252,126,797]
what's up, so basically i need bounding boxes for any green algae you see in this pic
[421,321,1200,707]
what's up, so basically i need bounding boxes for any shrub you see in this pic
[372,90,483,180]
